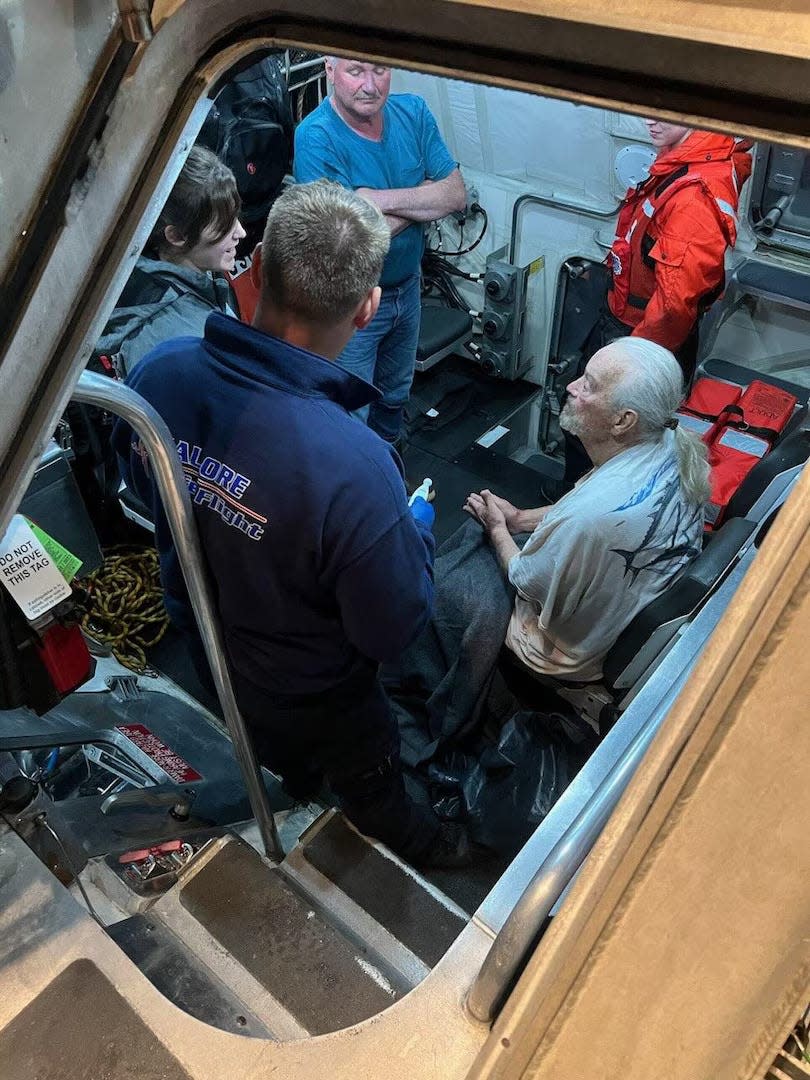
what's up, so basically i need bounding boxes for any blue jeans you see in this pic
[336,273,421,442]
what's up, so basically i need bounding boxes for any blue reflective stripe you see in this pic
[642,198,655,218]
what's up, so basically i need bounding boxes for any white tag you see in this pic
[426,408,439,418]
[0,515,72,620]
[477,424,510,448]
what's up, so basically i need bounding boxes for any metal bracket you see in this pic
[118,0,154,43]
[106,674,141,702]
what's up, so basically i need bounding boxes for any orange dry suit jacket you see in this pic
[607,131,752,352]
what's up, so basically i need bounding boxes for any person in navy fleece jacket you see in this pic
[114,179,473,866]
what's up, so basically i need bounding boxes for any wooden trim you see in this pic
[469,463,810,1079]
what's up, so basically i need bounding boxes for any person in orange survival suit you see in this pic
[562,120,752,486]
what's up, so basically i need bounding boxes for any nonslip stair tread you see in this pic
[107,914,266,1037]
[178,838,403,1034]
[301,813,468,968]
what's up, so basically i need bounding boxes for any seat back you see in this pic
[602,515,757,692]
[415,303,473,372]
[723,420,810,521]
[701,259,810,360]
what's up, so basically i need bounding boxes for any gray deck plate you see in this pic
[107,914,266,1037]
[301,813,467,968]
[179,839,402,1034]
[0,959,193,1080]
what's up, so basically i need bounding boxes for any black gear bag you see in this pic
[198,52,294,237]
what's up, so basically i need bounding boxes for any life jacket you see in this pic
[226,254,260,325]
[608,133,752,332]
[676,377,742,440]
[678,377,796,528]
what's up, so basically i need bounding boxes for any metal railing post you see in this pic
[72,371,283,861]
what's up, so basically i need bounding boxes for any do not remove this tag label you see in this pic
[0,515,72,620]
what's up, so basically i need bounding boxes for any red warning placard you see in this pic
[116,723,202,783]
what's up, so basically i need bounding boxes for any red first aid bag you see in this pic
[677,377,742,440]
[35,621,93,695]
[226,259,260,325]
[705,379,797,527]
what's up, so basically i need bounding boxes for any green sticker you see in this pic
[25,519,83,583]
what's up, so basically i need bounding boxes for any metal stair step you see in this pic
[173,835,407,1035]
[297,811,469,968]
[107,913,269,1037]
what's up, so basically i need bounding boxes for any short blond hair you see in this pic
[260,181,390,323]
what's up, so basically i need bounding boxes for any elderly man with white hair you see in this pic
[464,336,710,682]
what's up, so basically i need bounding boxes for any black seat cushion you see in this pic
[733,261,810,308]
[602,516,757,687]
[416,305,473,363]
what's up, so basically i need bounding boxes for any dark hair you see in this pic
[146,146,241,259]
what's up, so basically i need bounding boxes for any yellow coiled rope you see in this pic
[81,546,169,673]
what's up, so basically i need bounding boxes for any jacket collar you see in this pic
[203,312,381,411]
[132,256,231,305]
[649,131,739,175]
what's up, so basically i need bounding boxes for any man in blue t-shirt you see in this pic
[294,57,466,443]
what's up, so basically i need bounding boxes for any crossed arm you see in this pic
[357,168,466,236]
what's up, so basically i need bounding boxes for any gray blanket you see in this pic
[385,519,525,767]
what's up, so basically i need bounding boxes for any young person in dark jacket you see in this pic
[98,146,246,376]
[114,180,474,867]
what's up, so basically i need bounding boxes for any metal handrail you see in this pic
[287,72,327,96]
[288,56,326,76]
[465,714,660,1023]
[72,372,282,861]
[508,192,620,263]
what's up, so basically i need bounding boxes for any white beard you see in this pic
[559,400,583,437]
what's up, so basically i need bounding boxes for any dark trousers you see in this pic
[227,659,440,862]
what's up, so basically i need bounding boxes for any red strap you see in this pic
[118,838,183,864]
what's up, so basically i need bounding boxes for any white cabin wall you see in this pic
[390,68,757,384]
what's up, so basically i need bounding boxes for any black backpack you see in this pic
[198,53,294,231]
